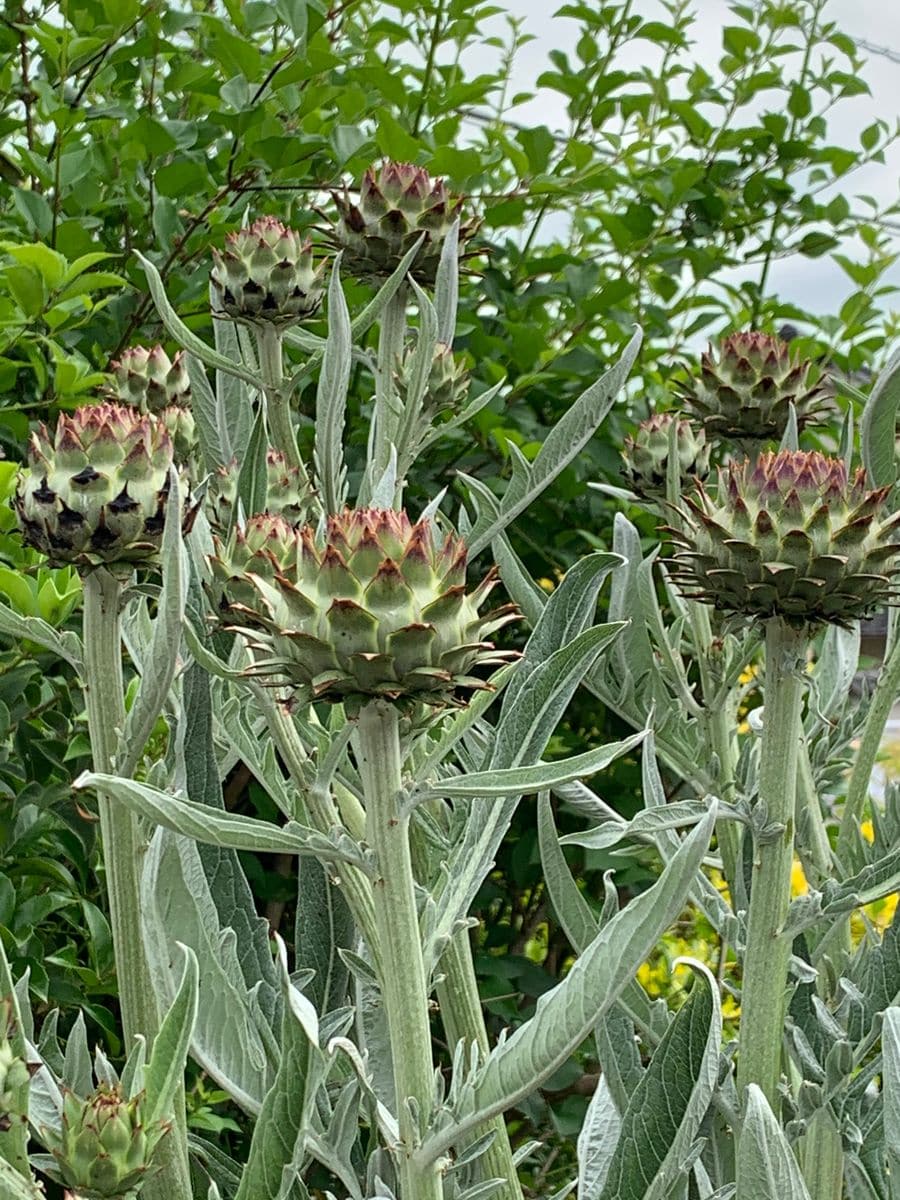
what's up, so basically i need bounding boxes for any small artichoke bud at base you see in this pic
[14,404,176,572]
[0,1001,31,1134]
[331,161,480,284]
[668,450,900,627]
[621,412,710,503]
[109,345,191,413]
[211,217,325,326]
[676,331,833,443]
[207,449,312,533]
[209,508,518,708]
[395,342,471,420]
[42,1084,170,1200]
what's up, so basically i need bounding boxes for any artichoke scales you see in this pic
[621,411,710,503]
[669,450,900,626]
[677,331,833,443]
[211,216,325,326]
[14,404,175,572]
[331,161,479,284]
[210,508,518,707]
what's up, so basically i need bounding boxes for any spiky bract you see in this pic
[207,449,311,532]
[669,450,900,626]
[43,1085,170,1199]
[331,162,478,284]
[621,412,710,502]
[14,405,174,571]
[211,217,325,325]
[677,332,832,442]
[210,508,517,705]
[110,345,191,412]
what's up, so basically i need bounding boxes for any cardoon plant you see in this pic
[4,152,900,1200]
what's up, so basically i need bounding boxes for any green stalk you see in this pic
[735,617,808,1110]
[354,701,443,1200]
[257,323,302,475]
[82,569,192,1200]
[436,932,525,1200]
[837,626,900,862]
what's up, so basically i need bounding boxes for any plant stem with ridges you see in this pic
[736,616,807,1110]
[82,569,192,1200]
[355,701,443,1200]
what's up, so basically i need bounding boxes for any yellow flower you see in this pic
[537,577,555,592]
[861,819,875,844]
[791,860,809,897]
[738,664,759,685]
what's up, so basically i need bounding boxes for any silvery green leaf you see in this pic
[236,406,269,522]
[434,218,459,343]
[401,280,439,415]
[0,604,82,670]
[212,291,255,458]
[185,354,228,470]
[882,1008,900,1199]
[75,771,356,862]
[809,624,860,730]
[314,259,352,514]
[369,448,398,509]
[831,846,900,907]
[0,1160,44,1199]
[144,945,199,1125]
[862,342,900,486]
[778,403,799,452]
[62,1011,92,1098]
[136,251,260,388]
[123,471,186,776]
[577,1075,621,1200]
[464,328,642,557]
[735,1085,812,1200]
[296,858,353,1015]
[598,962,721,1200]
[504,553,623,714]
[607,513,654,687]
[427,731,645,799]
[454,1181,506,1200]
[142,831,275,1113]
[234,939,324,1200]
[430,625,624,951]
[493,623,625,770]
[559,799,728,851]
[491,532,557,627]
[419,805,716,1164]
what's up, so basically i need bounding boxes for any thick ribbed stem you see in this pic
[736,618,808,1109]
[82,570,192,1200]
[801,1108,844,1200]
[257,323,302,475]
[838,627,900,862]
[436,932,525,1200]
[355,702,442,1200]
[258,693,381,964]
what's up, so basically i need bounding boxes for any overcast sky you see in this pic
[463,0,900,325]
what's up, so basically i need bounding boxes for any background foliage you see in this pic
[0,0,897,1184]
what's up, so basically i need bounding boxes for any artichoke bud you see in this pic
[109,345,191,413]
[14,404,175,572]
[668,449,900,626]
[207,449,312,533]
[676,331,833,443]
[44,1085,170,1199]
[331,161,480,284]
[211,217,325,325]
[395,342,470,419]
[0,1003,31,1132]
[209,508,519,707]
[621,412,709,503]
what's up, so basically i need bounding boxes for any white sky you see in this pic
[463,0,900,323]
